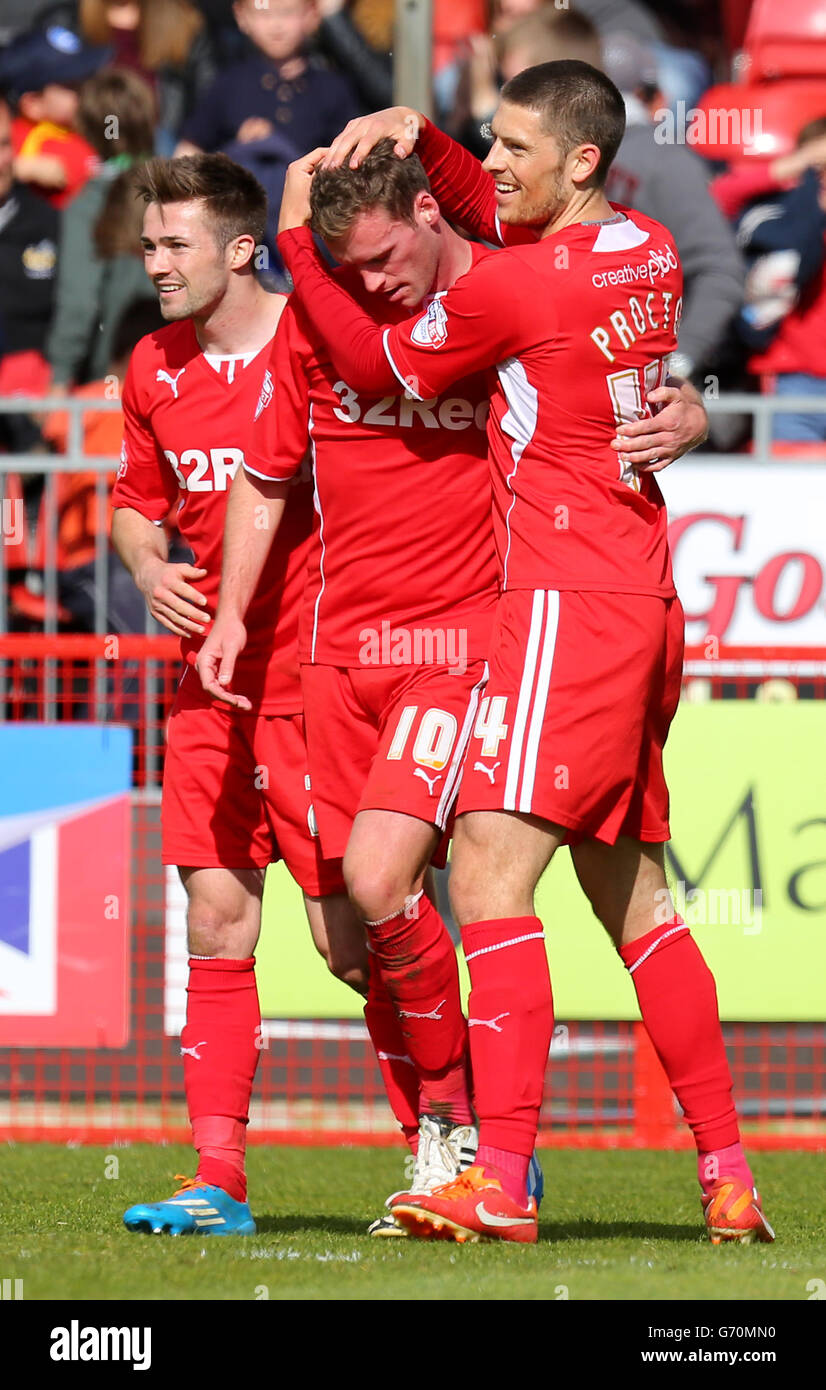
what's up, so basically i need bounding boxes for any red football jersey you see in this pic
[278,211,681,598]
[244,255,499,668]
[112,318,313,712]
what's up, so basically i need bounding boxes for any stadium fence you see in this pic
[0,633,823,1148]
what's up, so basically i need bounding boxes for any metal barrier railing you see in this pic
[1,389,825,637]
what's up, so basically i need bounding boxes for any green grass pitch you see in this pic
[1,1145,824,1301]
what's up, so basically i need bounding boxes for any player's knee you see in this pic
[187,909,256,958]
[343,855,414,924]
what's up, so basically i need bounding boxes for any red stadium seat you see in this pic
[433,0,486,71]
[741,0,826,80]
[689,79,826,161]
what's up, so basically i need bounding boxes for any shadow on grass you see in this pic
[255,1214,373,1237]
[254,1213,700,1243]
[540,1219,700,1243]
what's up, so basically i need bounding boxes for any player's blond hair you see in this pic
[310,139,431,243]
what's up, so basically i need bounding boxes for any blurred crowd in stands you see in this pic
[0,0,825,633]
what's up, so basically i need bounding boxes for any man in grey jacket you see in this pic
[602,31,744,382]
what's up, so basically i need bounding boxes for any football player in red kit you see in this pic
[198,140,709,1234]
[111,154,369,1237]
[276,64,774,1246]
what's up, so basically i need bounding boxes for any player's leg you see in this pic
[123,863,263,1237]
[303,890,369,995]
[392,809,558,1242]
[345,807,474,1127]
[261,705,422,1159]
[571,835,773,1243]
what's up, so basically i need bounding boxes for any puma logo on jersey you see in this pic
[254,368,273,420]
[180,1040,207,1059]
[469,1012,510,1033]
[399,1000,446,1021]
[411,295,448,349]
[474,761,500,783]
[157,367,186,399]
[413,767,443,796]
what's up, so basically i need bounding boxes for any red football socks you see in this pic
[363,949,421,1150]
[182,956,261,1203]
[476,1146,531,1207]
[697,1140,754,1195]
[461,916,553,1157]
[621,919,741,1155]
[365,894,473,1124]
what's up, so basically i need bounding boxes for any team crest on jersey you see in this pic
[254,368,273,420]
[156,367,186,399]
[410,296,448,349]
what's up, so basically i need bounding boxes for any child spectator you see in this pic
[78,0,217,152]
[46,68,158,389]
[176,0,360,158]
[0,25,109,206]
[0,92,58,405]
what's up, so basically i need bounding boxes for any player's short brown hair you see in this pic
[501,59,626,184]
[133,153,267,250]
[309,139,431,243]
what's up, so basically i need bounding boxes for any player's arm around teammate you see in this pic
[288,119,709,471]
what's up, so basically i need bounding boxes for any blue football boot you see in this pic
[528,1150,545,1211]
[123,1176,256,1236]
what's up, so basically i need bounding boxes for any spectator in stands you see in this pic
[731,118,826,443]
[438,0,711,136]
[77,0,217,153]
[46,68,157,390]
[314,0,392,112]
[600,31,744,384]
[42,298,165,633]
[0,93,58,407]
[175,0,360,158]
[448,7,599,155]
[0,25,108,207]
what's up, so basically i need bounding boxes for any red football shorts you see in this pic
[457,589,684,844]
[300,660,489,859]
[162,671,344,895]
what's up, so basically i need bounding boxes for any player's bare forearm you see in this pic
[111,506,168,579]
[112,506,210,637]
[197,469,289,710]
[611,375,708,473]
[277,227,396,391]
[216,467,289,622]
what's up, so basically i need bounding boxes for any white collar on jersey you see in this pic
[202,348,262,383]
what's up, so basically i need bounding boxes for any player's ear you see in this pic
[570,142,602,186]
[229,233,257,270]
[416,191,440,227]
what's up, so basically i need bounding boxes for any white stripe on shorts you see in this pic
[519,591,559,812]
[503,590,560,814]
[503,590,545,808]
[435,662,489,828]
